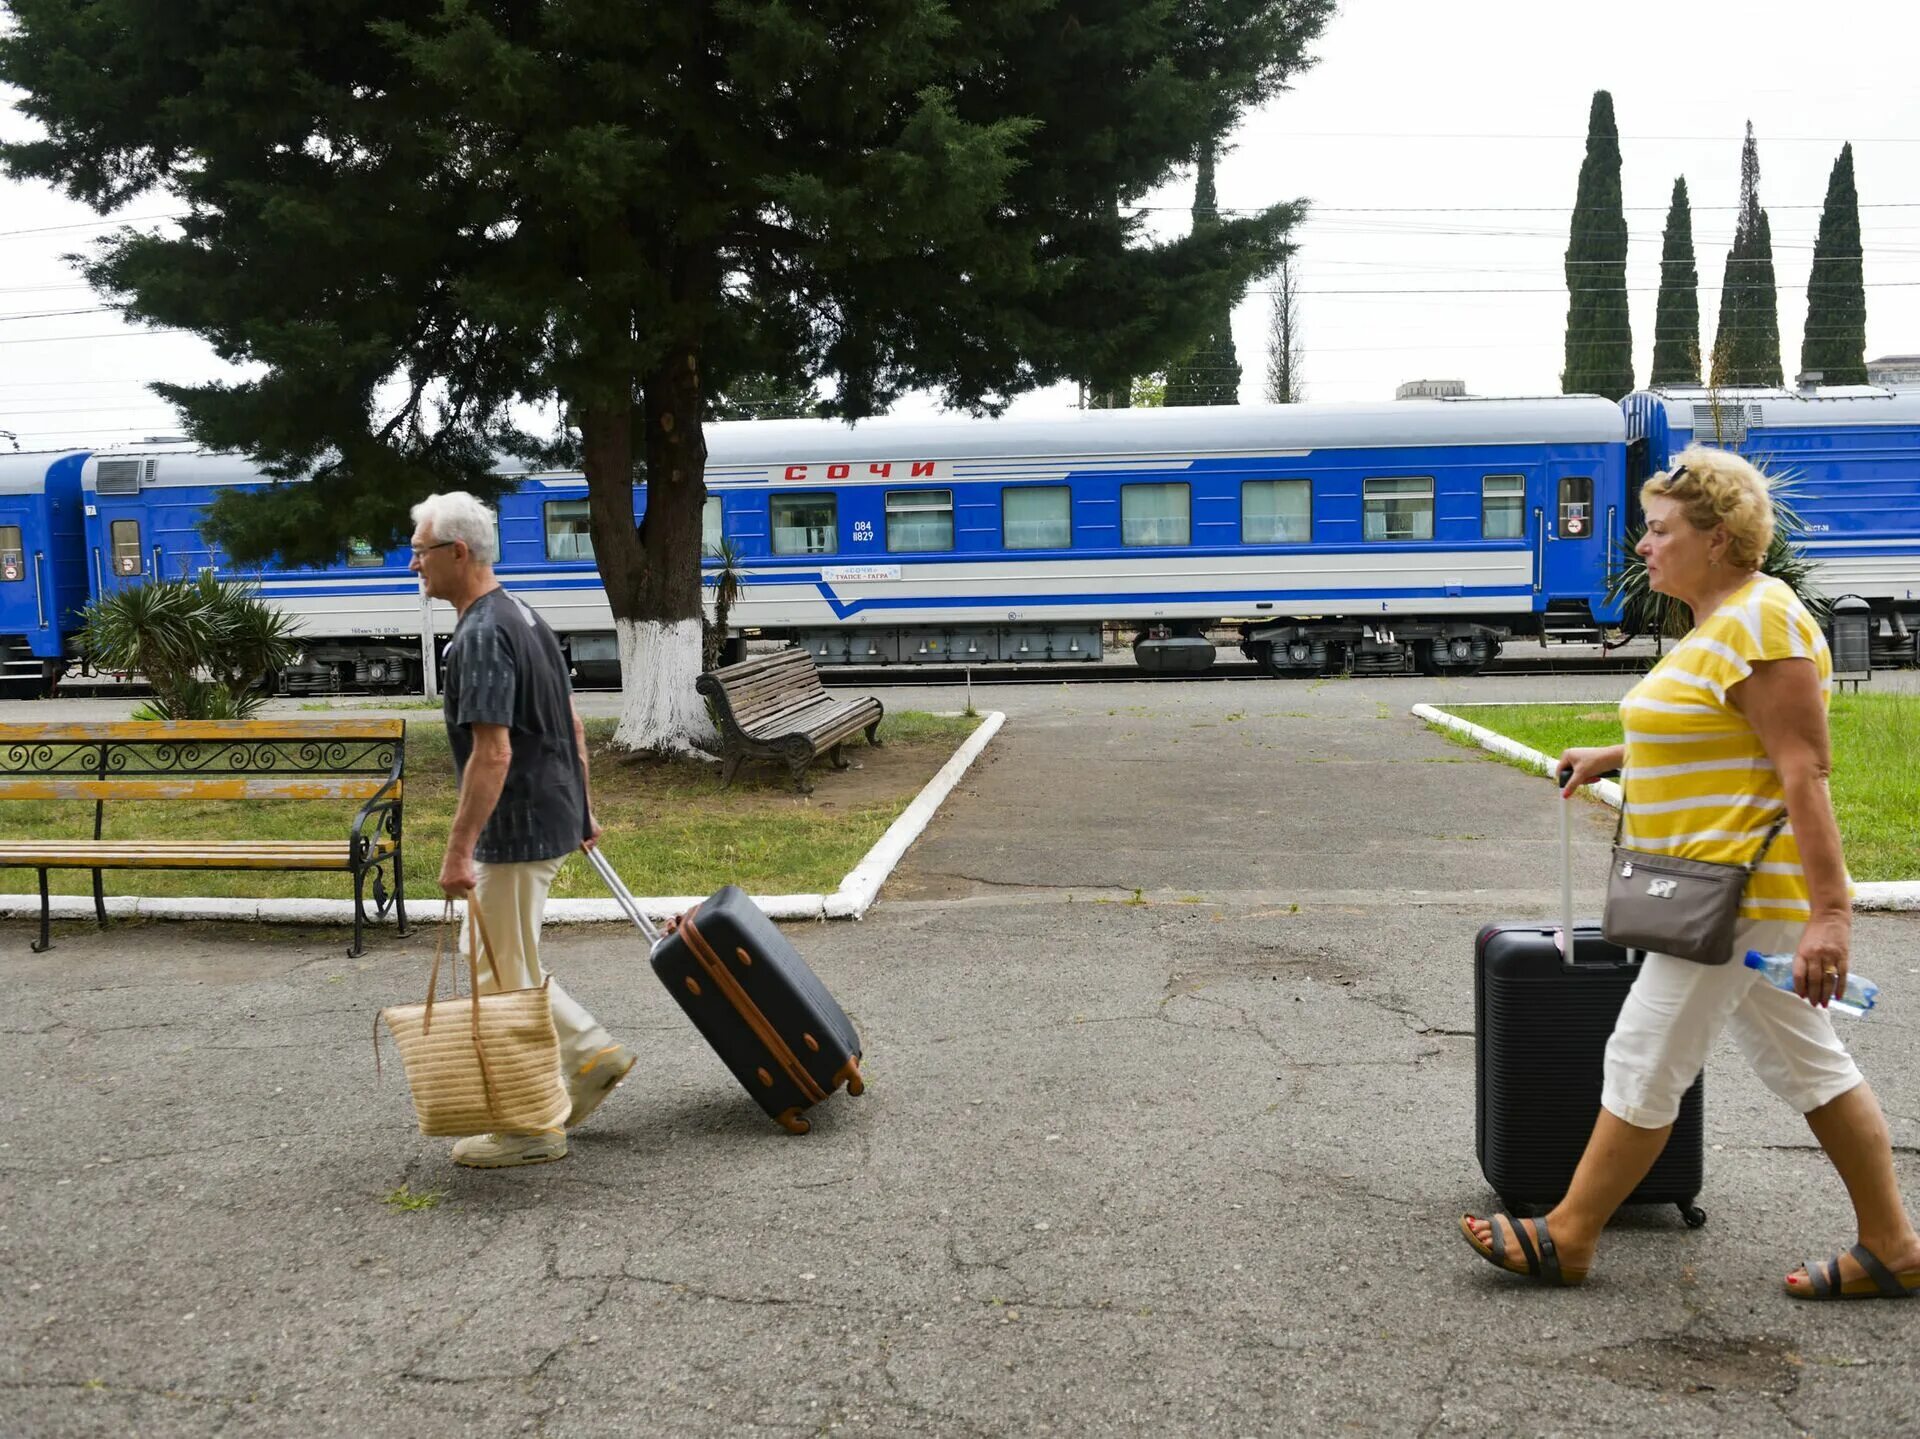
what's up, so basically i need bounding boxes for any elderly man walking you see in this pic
[409,492,636,1168]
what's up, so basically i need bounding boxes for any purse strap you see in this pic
[1613,776,1790,872]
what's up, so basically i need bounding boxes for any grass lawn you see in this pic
[1432,694,1920,881]
[0,711,981,901]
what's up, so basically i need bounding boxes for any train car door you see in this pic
[1538,465,1602,603]
[0,491,44,644]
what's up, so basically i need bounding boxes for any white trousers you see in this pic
[462,853,617,1082]
[1601,917,1863,1130]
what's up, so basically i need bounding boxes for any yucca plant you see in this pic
[80,570,301,719]
[1609,470,1829,640]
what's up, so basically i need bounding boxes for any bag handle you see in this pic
[376,900,466,1079]
[460,893,504,1123]
[1611,774,1789,871]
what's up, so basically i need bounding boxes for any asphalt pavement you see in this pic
[3,668,1918,1437]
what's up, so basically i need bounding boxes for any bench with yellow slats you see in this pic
[0,718,410,955]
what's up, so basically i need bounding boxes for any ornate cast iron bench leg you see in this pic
[32,868,51,953]
[720,750,744,789]
[92,868,107,929]
[864,717,882,747]
[830,741,851,771]
[349,859,367,959]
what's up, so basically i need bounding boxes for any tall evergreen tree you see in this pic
[1264,253,1304,403]
[1649,178,1701,386]
[1,0,1332,753]
[1562,91,1633,400]
[1165,136,1244,407]
[1801,143,1867,385]
[1712,122,1784,388]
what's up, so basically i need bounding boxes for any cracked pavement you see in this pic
[4,670,1919,1436]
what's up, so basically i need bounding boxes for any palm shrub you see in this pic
[1609,476,1829,640]
[702,538,746,672]
[80,570,301,719]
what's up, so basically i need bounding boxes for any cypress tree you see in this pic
[1712,123,1784,388]
[1801,143,1867,385]
[1562,91,1633,400]
[1165,135,1243,407]
[1649,178,1701,386]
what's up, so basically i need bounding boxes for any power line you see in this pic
[0,213,184,241]
[0,328,184,346]
[0,307,114,323]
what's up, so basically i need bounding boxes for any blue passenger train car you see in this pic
[0,448,90,694]
[680,395,1628,675]
[1624,385,1920,666]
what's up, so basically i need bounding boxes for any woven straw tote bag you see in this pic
[378,898,569,1138]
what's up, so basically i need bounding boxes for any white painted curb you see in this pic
[1413,702,1920,912]
[1,712,1006,932]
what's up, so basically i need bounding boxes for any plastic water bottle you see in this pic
[1744,951,1879,1016]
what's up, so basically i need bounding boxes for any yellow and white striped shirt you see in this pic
[1618,574,1837,921]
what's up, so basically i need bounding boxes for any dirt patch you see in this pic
[1567,1334,1801,1399]
[592,733,954,816]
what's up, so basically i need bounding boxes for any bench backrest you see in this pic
[698,647,830,731]
[0,719,405,802]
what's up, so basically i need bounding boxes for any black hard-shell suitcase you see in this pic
[589,849,864,1134]
[1474,771,1706,1228]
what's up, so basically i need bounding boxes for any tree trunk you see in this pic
[578,343,718,757]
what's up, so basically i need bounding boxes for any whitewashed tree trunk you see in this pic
[611,617,719,758]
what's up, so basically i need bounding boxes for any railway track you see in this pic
[41,646,1662,700]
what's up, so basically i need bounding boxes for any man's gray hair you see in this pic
[411,491,499,565]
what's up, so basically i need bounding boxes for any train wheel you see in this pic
[1246,641,1278,676]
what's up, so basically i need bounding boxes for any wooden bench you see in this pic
[697,647,885,793]
[0,718,409,956]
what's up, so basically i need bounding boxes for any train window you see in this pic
[1558,476,1594,539]
[885,490,954,553]
[1121,482,1190,546]
[344,537,385,568]
[1242,480,1311,544]
[110,519,143,576]
[545,500,594,560]
[1481,475,1526,540]
[702,496,724,557]
[1003,486,1070,549]
[0,527,21,582]
[1362,477,1434,542]
[95,459,142,495]
[772,492,836,555]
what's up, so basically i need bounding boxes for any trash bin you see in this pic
[1830,595,1871,691]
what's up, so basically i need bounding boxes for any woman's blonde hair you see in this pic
[1639,446,1775,570]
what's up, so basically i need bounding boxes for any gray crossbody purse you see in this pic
[1601,794,1788,965]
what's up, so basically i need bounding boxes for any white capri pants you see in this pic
[1602,918,1864,1130]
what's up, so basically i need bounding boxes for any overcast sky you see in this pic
[4,0,1919,450]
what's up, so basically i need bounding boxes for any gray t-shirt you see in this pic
[442,587,587,864]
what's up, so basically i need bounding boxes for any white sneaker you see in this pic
[567,1043,638,1130]
[450,1131,568,1168]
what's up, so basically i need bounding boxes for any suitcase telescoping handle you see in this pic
[585,844,666,950]
[1554,764,1622,964]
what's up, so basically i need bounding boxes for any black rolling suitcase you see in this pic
[1474,771,1706,1228]
[588,848,865,1135]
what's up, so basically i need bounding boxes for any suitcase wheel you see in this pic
[775,1107,812,1136]
[835,1055,865,1097]
[1680,1203,1707,1229]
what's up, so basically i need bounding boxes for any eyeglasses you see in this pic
[409,540,457,558]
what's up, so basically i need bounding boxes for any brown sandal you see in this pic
[1460,1212,1588,1287]
[1788,1244,1920,1301]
